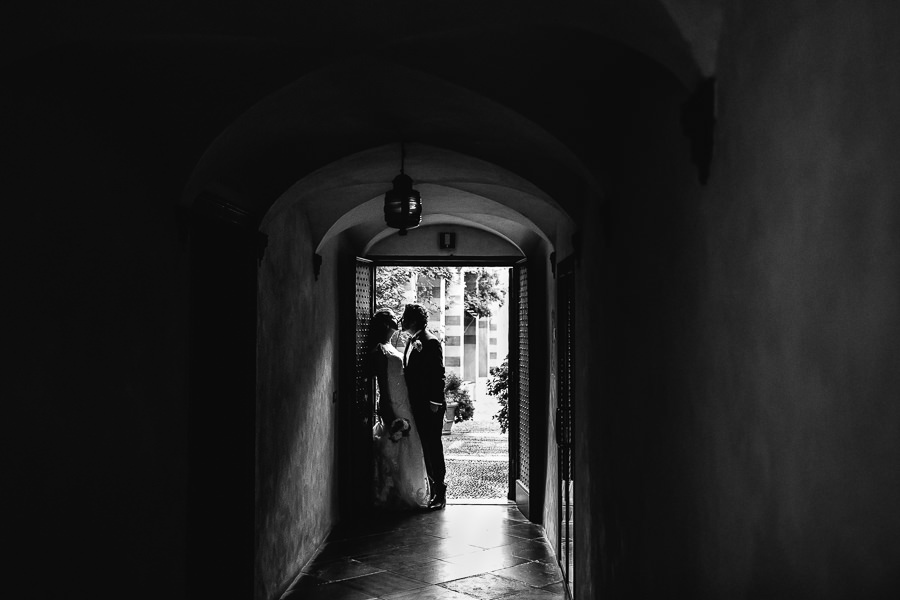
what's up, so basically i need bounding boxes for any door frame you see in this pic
[363,256,523,503]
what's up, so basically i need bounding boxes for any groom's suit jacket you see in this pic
[404,329,446,415]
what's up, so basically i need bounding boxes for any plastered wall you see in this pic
[575,1,900,598]
[698,2,900,596]
[367,224,524,258]
[256,205,342,599]
[575,56,704,599]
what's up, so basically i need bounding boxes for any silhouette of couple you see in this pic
[370,304,448,510]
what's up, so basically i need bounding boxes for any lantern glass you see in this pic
[383,156,422,233]
[383,183,422,231]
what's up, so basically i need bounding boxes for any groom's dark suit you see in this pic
[404,329,446,500]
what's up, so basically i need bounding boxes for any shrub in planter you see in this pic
[444,371,474,423]
[486,356,509,434]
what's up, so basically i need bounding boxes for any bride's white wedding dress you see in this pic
[372,342,431,509]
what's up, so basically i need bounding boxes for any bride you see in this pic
[369,309,431,509]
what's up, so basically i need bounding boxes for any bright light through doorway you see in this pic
[375,265,511,502]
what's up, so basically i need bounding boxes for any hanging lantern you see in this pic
[383,145,422,236]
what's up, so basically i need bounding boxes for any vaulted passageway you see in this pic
[177,32,695,598]
[177,26,624,599]
[9,2,900,600]
[249,143,575,599]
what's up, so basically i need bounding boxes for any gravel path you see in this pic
[443,419,509,500]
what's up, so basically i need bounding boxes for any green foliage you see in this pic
[444,371,474,423]
[486,356,509,434]
[464,268,507,318]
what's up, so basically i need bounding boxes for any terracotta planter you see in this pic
[442,402,459,435]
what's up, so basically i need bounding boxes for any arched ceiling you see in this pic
[261,144,561,256]
[182,53,598,255]
[172,13,720,256]
[183,54,597,219]
[4,1,722,258]
[4,0,721,82]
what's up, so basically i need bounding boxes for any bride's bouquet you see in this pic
[388,418,411,442]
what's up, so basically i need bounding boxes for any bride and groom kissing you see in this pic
[370,303,448,511]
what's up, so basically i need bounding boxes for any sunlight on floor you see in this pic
[285,505,565,599]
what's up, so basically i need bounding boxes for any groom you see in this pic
[401,303,448,509]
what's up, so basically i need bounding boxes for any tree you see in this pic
[374,266,415,317]
[414,266,456,317]
[375,266,456,318]
[486,356,509,433]
[464,268,507,318]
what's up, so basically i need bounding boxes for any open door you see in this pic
[510,257,547,520]
[509,255,551,523]
[353,257,376,429]
[339,257,375,516]
[557,256,575,597]
[511,260,530,515]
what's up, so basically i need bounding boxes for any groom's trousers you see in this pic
[415,407,446,493]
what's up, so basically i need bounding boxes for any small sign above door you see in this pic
[439,232,456,250]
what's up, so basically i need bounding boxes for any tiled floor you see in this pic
[283,503,567,599]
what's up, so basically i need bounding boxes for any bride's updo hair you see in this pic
[367,308,398,380]
[369,308,399,347]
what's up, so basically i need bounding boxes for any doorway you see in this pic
[372,264,512,504]
[349,256,548,521]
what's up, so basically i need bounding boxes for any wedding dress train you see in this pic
[372,342,431,509]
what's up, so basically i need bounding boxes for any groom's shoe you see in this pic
[428,485,446,510]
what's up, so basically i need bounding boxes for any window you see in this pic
[445,315,461,326]
[446,356,461,367]
[490,323,498,331]
[445,336,461,346]
[464,334,476,345]
[489,352,498,360]
[489,338,497,345]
